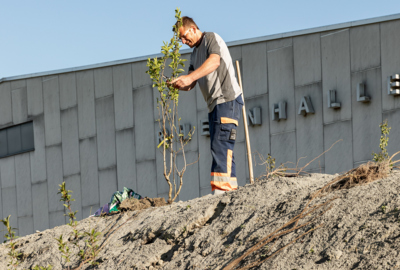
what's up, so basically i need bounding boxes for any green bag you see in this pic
[109,187,142,212]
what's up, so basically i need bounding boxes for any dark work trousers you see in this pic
[208,94,243,191]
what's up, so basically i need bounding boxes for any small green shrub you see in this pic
[372,119,391,163]
[1,215,52,270]
[80,228,102,266]
[1,215,21,270]
[33,265,53,270]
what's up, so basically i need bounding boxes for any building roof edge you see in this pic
[1,13,400,82]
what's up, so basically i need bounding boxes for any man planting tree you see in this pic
[170,16,243,195]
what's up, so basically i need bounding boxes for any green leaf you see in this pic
[157,139,166,148]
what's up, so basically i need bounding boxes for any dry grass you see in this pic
[320,150,400,195]
[256,140,342,180]
[322,162,389,193]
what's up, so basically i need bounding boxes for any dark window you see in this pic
[0,122,34,159]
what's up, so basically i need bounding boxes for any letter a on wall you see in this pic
[298,96,315,116]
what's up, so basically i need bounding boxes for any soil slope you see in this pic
[1,171,399,270]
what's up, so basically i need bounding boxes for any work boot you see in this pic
[213,189,226,195]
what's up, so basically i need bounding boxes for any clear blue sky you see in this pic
[1,1,399,78]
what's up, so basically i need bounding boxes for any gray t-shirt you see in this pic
[189,32,242,112]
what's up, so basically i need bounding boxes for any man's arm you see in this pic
[170,54,220,90]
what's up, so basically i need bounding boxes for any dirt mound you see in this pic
[1,171,400,269]
[119,197,167,211]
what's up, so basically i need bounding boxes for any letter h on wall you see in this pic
[272,102,287,121]
[387,74,400,96]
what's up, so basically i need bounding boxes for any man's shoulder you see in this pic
[204,32,223,40]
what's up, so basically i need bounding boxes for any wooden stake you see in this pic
[235,60,254,184]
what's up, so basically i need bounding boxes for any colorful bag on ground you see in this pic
[94,187,142,216]
[109,187,142,212]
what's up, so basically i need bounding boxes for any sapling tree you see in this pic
[1,215,21,270]
[372,119,391,163]
[146,8,195,204]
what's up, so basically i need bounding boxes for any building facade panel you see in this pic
[15,153,32,217]
[79,137,99,207]
[99,168,117,208]
[324,120,353,174]
[49,210,65,228]
[295,83,324,170]
[195,84,207,111]
[115,128,137,191]
[30,116,47,183]
[351,68,382,163]
[43,76,62,146]
[133,85,155,161]
[94,67,113,99]
[82,205,98,219]
[46,145,64,212]
[382,109,400,156]
[77,70,96,139]
[18,216,34,237]
[27,77,44,117]
[242,42,268,97]
[64,174,83,221]
[229,45,242,75]
[200,187,212,197]
[235,141,247,186]
[155,126,172,196]
[0,156,16,189]
[244,94,270,179]
[61,107,81,177]
[270,131,297,170]
[11,80,26,90]
[350,24,380,72]
[136,160,157,198]
[1,187,18,237]
[380,20,400,111]
[59,73,77,110]
[321,29,352,124]
[268,46,296,134]
[32,182,50,231]
[293,33,321,87]
[197,110,212,189]
[12,86,28,125]
[0,185,2,241]
[132,60,153,89]
[267,37,292,51]
[113,64,134,130]
[95,96,116,170]
[176,151,200,202]
[176,83,198,152]
[0,82,13,126]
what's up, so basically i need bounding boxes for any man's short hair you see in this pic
[173,16,199,32]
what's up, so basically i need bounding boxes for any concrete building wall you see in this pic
[1,17,400,238]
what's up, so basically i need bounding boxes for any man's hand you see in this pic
[168,53,220,91]
[169,74,195,90]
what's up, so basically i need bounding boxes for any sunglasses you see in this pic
[179,28,192,42]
